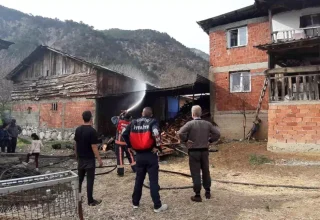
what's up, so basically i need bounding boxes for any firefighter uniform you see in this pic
[122,116,163,210]
[111,114,136,176]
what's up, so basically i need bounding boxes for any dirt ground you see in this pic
[15,140,320,219]
[51,141,318,220]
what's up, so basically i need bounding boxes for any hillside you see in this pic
[0,5,209,88]
[190,48,209,61]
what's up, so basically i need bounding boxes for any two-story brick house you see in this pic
[198,4,270,140]
[199,0,320,152]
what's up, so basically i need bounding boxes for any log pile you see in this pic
[159,97,213,155]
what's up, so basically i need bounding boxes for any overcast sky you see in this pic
[0,0,254,53]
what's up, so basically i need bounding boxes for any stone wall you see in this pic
[268,102,320,152]
[215,111,268,140]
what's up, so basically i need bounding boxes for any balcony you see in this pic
[267,65,320,102]
[272,26,320,43]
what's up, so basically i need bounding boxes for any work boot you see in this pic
[205,191,211,200]
[191,195,202,202]
[117,167,124,177]
[154,204,168,213]
[88,199,102,206]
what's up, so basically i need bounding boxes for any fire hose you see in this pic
[32,153,320,190]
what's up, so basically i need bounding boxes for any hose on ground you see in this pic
[22,153,320,190]
[142,169,320,191]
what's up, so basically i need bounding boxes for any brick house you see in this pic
[6,45,210,140]
[198,4,270,140]
[199,0,320,152]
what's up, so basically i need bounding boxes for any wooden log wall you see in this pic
[12,50,98,100]
[11,49,149,101]
[97,70,147,96]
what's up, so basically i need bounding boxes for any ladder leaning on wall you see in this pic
[254,75,269,120]
[246,74,269,140]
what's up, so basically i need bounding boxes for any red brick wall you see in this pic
[269,104,320,145]
[209,21,270,67]
[39,102,63,128]
[12,103,39,112]
[12,99,95,129]
[64,100,95,128]
[210,20,270,112]
[215,69,268,111]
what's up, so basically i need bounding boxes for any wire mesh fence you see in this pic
[0,171,79,220]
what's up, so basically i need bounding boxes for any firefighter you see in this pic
[111,111,136,176]
[122,107,168,213]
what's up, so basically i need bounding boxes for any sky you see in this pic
[0,0,254,53]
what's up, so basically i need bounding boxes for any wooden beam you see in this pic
[266,65,320,74]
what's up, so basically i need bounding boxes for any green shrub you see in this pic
[249,154,272,165]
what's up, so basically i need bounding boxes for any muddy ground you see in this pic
[20,141,320,219]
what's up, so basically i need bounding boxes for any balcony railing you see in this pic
[269,73,320,102]
[272,26,320,43]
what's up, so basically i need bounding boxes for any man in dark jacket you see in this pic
[178,105,220,202]
[7,119,22,153]
[122,107,168,213]
[111,111,136,176]
[0,122,10,153]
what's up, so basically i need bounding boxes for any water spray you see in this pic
[126,83,146,112]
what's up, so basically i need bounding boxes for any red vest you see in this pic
[115,119,130,145]
[129,118,156,151]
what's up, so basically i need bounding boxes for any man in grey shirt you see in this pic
[178,105,220,202]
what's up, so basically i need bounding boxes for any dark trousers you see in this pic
[78,158,96,204]
[132,151,162,209]
[9,137,17,153]
[0,140,9,153]
[115,144,136,175]
[26,153,40,168]
[189,150,211,195]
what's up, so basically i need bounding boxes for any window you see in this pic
[51,102,58,111]
[300,14,320,28]
[227,26,247,48]
[230,72,251,93]
[300,14,320,38]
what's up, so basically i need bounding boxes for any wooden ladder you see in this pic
[246,75,269,140]
[254,76,269,121]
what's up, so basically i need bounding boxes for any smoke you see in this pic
[127,83,146,112]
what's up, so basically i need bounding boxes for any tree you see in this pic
[0,53,17,119]
[232,73,252,140]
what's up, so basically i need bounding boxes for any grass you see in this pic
[17,137,32,148]
[249,154,272,165]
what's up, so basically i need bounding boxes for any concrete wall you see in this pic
[268,102,320,152]
[215,111,268,140]
[209,18,270,139]
[272,7,320,32]
[12,98,95,140]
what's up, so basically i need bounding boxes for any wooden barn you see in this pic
[6,45,153,139]
[6,45,210,140]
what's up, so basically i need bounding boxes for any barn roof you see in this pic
[6,45,210,93]
[0,39,14,50]
[5,45,156,87]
